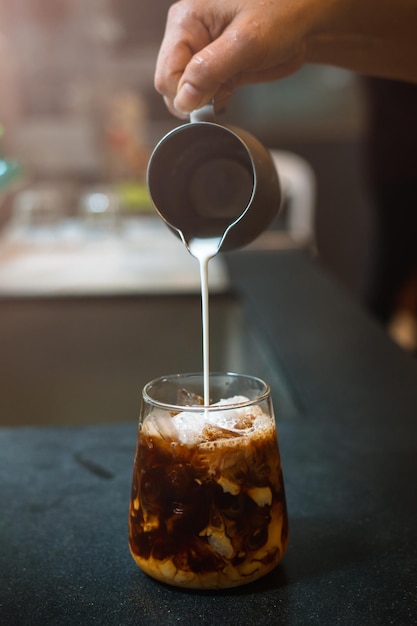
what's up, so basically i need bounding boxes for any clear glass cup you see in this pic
[128,372,289,589]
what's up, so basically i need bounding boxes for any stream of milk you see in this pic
[187,237,222,406]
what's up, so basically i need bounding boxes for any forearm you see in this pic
[306,0,417,83]
[155,0,417,117]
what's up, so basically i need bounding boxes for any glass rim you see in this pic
[142,371,270,412]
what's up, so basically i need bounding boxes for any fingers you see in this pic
[156,24,259,115]
[154,0,309,118]
[155,1,256,117]
[154,2,214,117]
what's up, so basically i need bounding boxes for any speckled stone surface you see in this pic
[1,251,417,625]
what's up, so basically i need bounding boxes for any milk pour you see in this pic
[187,237,222,406]
[146,106,281,407]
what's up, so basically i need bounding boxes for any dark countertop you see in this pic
[1,250,417,625]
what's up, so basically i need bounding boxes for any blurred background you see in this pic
[0,0,416,352]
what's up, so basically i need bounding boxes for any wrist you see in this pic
[303,0,353,64]
[303,0,417,84]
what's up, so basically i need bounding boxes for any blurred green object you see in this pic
[0,159,21,190]
[0,124,22,190]
[115,181,154,213]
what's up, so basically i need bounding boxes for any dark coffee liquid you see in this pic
[128,408,288,589]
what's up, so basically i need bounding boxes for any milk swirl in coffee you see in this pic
[129,391,288,588]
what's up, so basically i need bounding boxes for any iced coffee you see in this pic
[128,373,288,589]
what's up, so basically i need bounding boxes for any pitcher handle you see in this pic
[190,103,215,123]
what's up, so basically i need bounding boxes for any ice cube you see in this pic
[176,387,204,407]
[144,395,268,446]
[142,410,179,441]
[171,411,208,444]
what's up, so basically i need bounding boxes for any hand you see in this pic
[154,0,417,119]
[154,0,311,118]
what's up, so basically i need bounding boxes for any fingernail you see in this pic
[174,82,203,114]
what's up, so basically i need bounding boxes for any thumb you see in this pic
[173,28,255,114]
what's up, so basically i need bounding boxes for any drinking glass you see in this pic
[128,372,288,589]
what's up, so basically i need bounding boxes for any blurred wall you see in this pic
[0,0,375,300]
